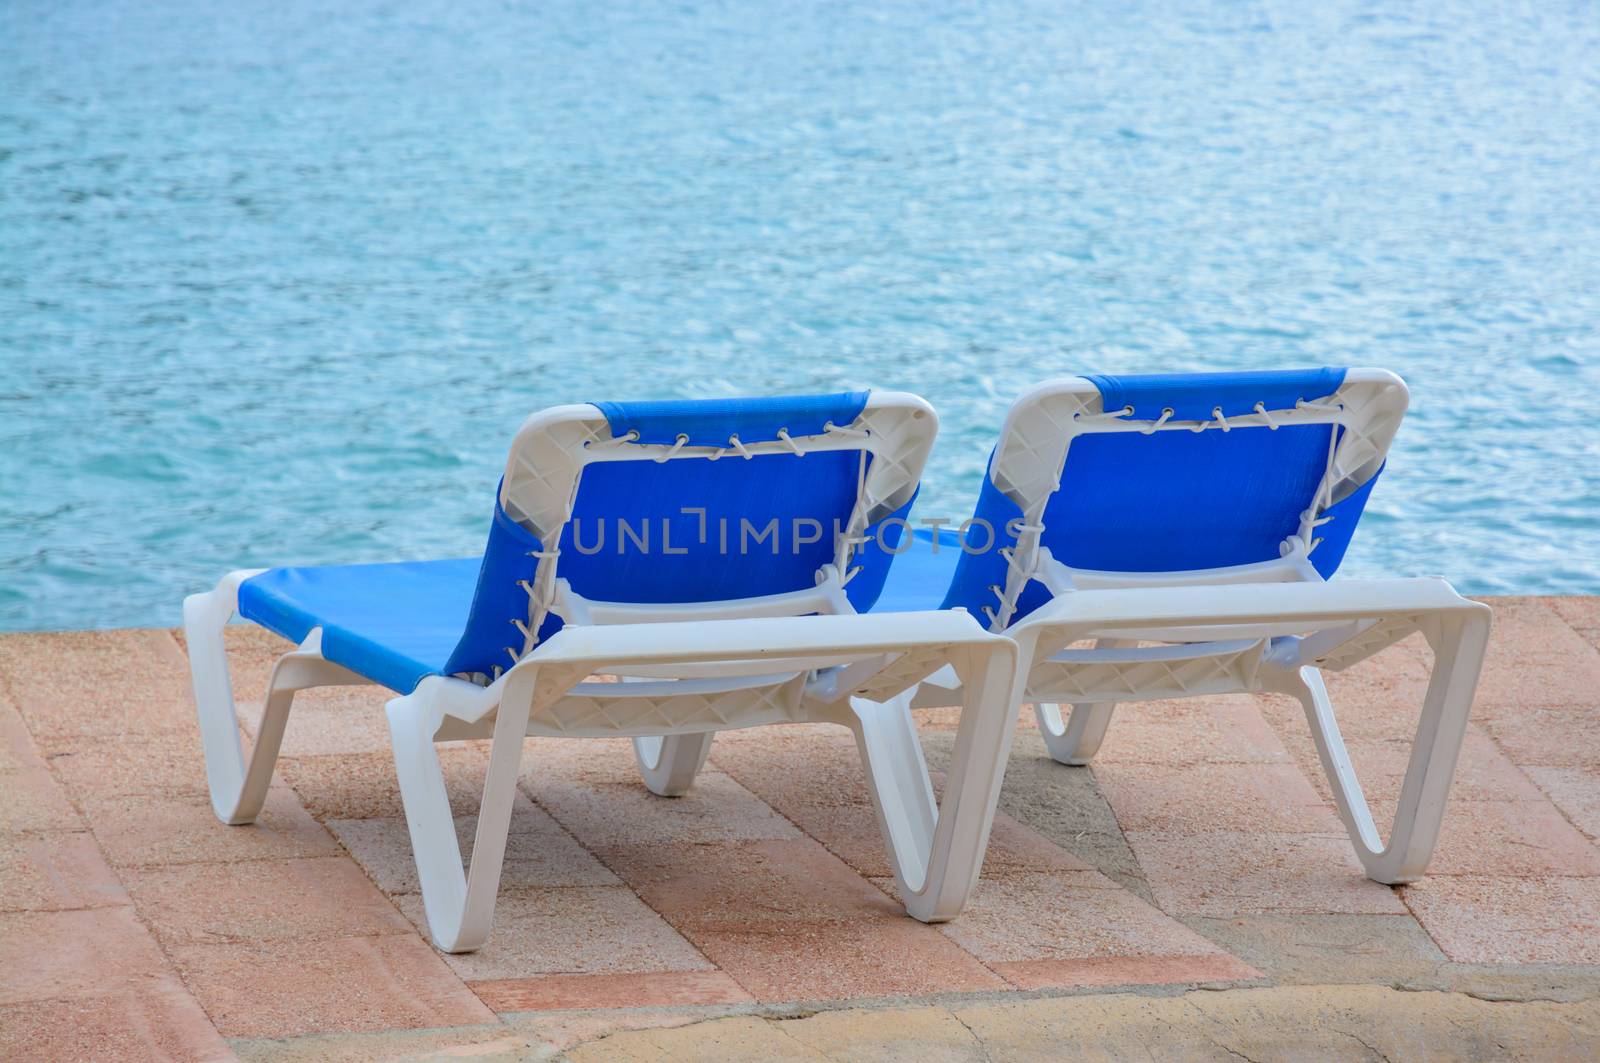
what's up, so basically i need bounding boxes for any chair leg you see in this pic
[848,689,939,894]
[1034,637,1132,766]
[387,680,530,953]
[184,573,292,825]
[850,640,1022,922]
[1274,607,1491,884]
[633,734,714,797]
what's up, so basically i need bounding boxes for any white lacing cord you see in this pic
[776,427,804,455]
[1253,402,1280,430]
[1140,408,1175,435]
[980,521,1045,628]
[653,433,690,463]
[1282,401,1347,559]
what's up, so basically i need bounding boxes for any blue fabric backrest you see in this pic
[942,368,1380,626]
[443,392,910,679]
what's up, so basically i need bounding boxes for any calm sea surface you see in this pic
[3,0,1598,630]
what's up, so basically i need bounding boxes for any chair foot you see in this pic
[1035,701,1115,765]
[633,734,714,796]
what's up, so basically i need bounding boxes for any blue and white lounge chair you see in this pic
[907,367,1492,884]
[644,369,1489,886]
[184,392,1020,952]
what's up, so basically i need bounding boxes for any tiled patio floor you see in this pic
[3,597,1599,1059]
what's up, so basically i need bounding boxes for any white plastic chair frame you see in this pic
[185,393,1023,952]
[914,369,1492,885]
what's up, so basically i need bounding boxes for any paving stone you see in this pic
[1273,729,1544,825]
[1481,704,1600,771]
[394,886,712,982]
[1471,598,1600,713]
[0,906,171,1003]
[528,771,802,847]
[328,810,620,895]
[1427,799,1600,877]
[707,730,873,807]
[1081,695,1292,765]
[251,682,395,757]
[0,629,199,745]
[991,954,1259,990]
[885,870,1232,968]
[279,746,532,820]
[168,933,495,1038]
[122,856,414,946]
[469,970,753,1012]
[1402,876,1600,965]
[1182,913,1447,985]
[41,732,213,798]
[1525,766,1600,841]
[1127,830,1409,916]
[81,786,340,867]
[0,699,82,833]
[0,831,129,912]
[0,975,231,1062]
[598,838,1005,1001]
[1093,761,1341,834]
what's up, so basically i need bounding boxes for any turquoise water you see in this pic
[3,1,1598,631]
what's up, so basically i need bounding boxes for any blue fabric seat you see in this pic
[872,528,962,613]
[239,559,480,694]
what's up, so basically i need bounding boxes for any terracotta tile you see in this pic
[898,870,1228,965]
[1481,705,1600,771]
[1472,598,1600,712]
[1427,800,1600,877]
[1126,830,1409,916]
[123,856,414,946]
[602,838,907,931]
[469,970,753,1012]
[599,838,1004,1000]
[81,786,340,867]
[710,731,875,808]
[278,745,543,822]
[260,683,395,757]
[0,629,199,745]
[1524,767,1600,840]
[1545,597,1600,652]
[0,974,230,1062]
[168,933,495,1038]
[528,771,801,847]
[992,954,1259,990]
[394,887,712,982]
[1088,696,1291,766]
[522,735,663,787]
[688,921,1006,1002]
[1094,762,1340,834]
[42,733,213,799]
[1279,730,1544,827]
[328,811,619,895]
[769,796,1089,881]
[1402,876,1600,965]
[1254,667,1440,747]
[0,831,129,912]
[0,699,81,833]
[0,906,170,1003]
